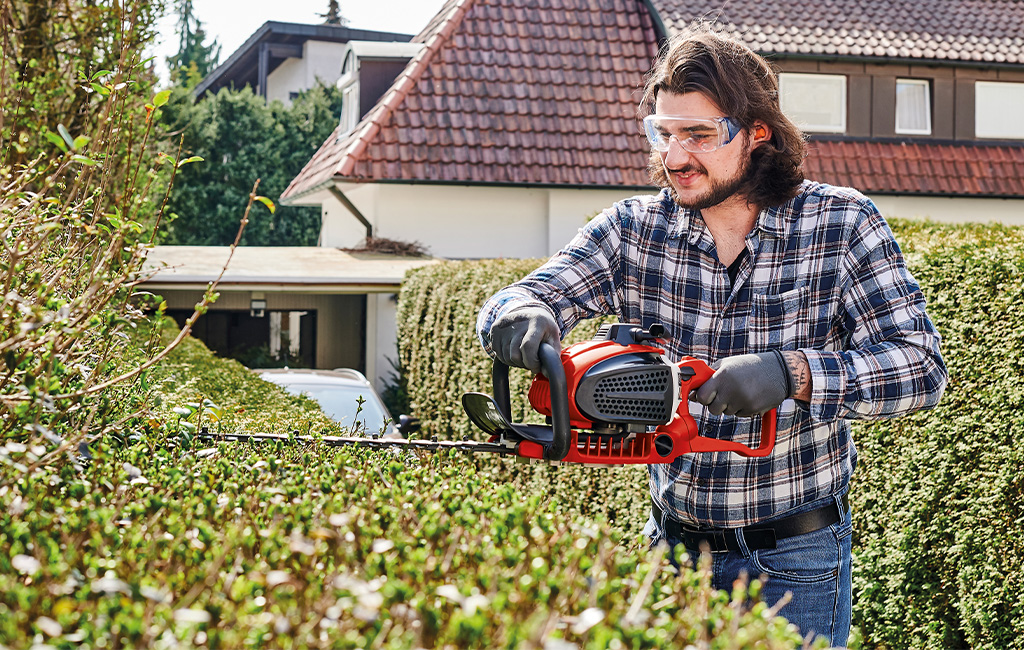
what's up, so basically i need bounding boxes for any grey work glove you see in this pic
[691,350,794,417]
[489,306,561,374]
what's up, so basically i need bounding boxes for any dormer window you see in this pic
[895,79,932,135]
[335,41,425,138]
[338,50,360,135]
[779,73,847,134]
[975,81,1024,140]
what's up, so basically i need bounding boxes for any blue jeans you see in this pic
[645,493,852,647]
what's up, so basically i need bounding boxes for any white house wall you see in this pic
[266,41,349,105]
[869,195,1024,226]
[266,58,305,104]
[367,293,401,396]
[302,41,349,88]
[321,183,655,258]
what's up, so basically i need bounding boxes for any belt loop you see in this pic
[835,491,849,521]
[730,525,751,557]
[653,500,668,535]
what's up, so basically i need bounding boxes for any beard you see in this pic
[654,142,754,211]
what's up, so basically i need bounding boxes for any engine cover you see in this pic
[574,352,674,425]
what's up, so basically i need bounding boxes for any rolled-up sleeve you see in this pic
[802,209,947,421]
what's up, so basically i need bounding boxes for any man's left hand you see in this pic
[692,351,795,416]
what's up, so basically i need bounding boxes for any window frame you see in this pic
[895,78,933,135]
[778,72,848,134]
[975,81,1024,140]
[337,51,360,136]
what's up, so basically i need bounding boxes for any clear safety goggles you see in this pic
[642,115,743,153]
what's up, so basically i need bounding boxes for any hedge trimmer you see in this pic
[199,323,776,464]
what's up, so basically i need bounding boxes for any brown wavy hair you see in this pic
[642,24,806,208]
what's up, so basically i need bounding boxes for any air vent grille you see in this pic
[591,368,672,420]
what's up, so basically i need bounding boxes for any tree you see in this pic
[318,0,349,26]
[0,0,163,168]
[166,0,220,88]
[158,82,344,246]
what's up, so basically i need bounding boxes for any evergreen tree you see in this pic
[166,0,221,87]
[158,83,345,246]
[319,0,348,26]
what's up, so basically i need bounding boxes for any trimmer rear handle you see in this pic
[491,343,571,461]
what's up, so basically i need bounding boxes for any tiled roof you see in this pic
[805,140,1024,197]
[651,0,1024,64]
[281,0,659,200]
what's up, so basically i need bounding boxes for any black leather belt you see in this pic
[653,493,849,553]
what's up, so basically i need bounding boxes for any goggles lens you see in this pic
[643,115,742,153]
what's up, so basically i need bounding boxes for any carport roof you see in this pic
[142,246,436,293]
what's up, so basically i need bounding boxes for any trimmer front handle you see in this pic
[666,357,776,458]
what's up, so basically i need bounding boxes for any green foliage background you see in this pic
[157,83,343,246]
[393,220,1024,650]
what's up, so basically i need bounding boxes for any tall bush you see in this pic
[394,259,650,535]
[850,222,1024,650]
[0,2,271,470]
[394,221,1024,648]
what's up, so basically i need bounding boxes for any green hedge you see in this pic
[394,260,651,534]
[0,330,809,649]
[394,220,1024,649]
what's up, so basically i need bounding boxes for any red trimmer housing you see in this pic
[462,323,776,464]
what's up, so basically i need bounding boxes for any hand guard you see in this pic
[691,350,795,416]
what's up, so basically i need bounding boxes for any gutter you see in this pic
[328,185,373,239]
[639,0,669,47]
[142,282,408,294]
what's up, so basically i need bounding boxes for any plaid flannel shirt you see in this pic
[477,180,947,528]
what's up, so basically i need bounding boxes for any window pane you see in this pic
[976,82,1024,139]
[896,79,931,134]
[779,73,847,133]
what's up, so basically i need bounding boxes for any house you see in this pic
[278,0,1024,388]
[194,20,414,104]
[143,246,435,384]
[146,21,430,391]
[158,0,1024,391]
[282,0,1024,249]
[650,0,1024,223]
[280,0,664,259]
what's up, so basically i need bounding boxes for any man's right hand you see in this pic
[489,306,560,374]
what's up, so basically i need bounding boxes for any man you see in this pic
[475,26,947,646]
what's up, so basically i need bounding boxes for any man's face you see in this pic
[653,91,752,211]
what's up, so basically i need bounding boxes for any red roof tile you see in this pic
[650,0,1024,64]
[282,0,658,200]
[805,140,1024,197]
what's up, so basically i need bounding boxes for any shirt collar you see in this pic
[660,187,797,242]
[756,202,789,239]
